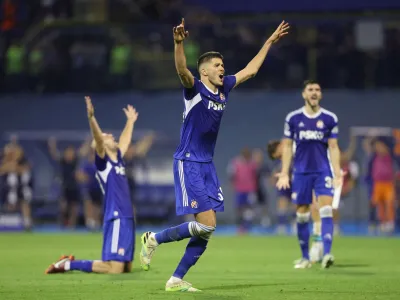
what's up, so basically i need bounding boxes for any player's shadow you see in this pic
[206,283,291,291]
[333,263,370,268]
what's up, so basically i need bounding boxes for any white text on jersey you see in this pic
[299,130,324,140]
[207,100,226,111]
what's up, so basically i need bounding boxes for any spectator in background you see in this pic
[228,147,258,234]
[363,137,377,233]
[252,148,271,228]
[370,139,396,234]
[76,140,102,231]
[0,138,33,230]
[124,133,155,209]
[333,135,358,235]
[47,137,86,229]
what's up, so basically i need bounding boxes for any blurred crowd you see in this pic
[1,0,400,92]
[227,134,400,235]
[0,133,154,230]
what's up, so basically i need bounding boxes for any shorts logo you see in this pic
[291,192,297,200]
[118,248,125,256]
[316,120,324,129]
[191,200,198,208]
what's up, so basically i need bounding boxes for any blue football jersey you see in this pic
[95,150,133,221]
[283,107,339,173]
[173,76,237,162]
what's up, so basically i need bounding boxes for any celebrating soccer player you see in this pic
[276,80,342,269]
[139,18,289,292]
[45,97,137,275]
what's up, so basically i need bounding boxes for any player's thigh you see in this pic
[195,209,216,227]
[174,160,222,216]
[102,218,135,264]
[291,173,313,206]
[383,182,395,202]
[314,172,334,206]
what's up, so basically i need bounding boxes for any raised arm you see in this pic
[341,135,357,162]
[47,137,61,161]
[118,105,139,157]
[85,96,105,158]
[134,133,154,157]
[173,18,194,88]
[234,21,290,88]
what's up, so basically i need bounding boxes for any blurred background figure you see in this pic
[124,133,155,209]
[47,137,86,229]
[370,139,396,234]
[0,136,33,230]
[76,141,102,231]
[252,148,271,228]
[228,147,258,234]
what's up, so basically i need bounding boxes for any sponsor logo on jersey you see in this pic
[208,100,226,111]
[299,130,324,140]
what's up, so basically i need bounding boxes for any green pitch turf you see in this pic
[1,233,399,300]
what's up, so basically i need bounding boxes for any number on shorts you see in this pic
[217,187,224,201]
[324,176,332,189]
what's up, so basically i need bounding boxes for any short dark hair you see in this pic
[303,79,320,90]
[266,140,281,160]
[197,51,223,71]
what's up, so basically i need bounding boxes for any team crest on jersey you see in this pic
[118,248,125,256]
[220,92,225,101]
[316,120,324,129]
[191,200,198,208]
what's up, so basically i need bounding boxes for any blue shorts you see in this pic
[277,187,292,200]
[292,171,334,205]
[235,192,254,207]
[174,159,224,216]
[102,218,135,262]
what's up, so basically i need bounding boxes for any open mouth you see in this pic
[219,74,224,79]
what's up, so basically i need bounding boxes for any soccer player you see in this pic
[267,139,323,263]
[267,140,295,234]
[276,80,342,269]
[45,96,138,274]
[139,18,289,292]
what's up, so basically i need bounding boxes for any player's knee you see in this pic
[296,211,311,224]
[108,261,125,274]
[319,205,333,218]
[189,221,216,240]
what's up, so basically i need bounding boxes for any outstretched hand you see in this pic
[123,105,139,122]
[173,18,189,43]
[85,96,94,118]
[268,21,290,44]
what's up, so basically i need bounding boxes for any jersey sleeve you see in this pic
[328,115,339,139]
[183,77,201,100]
[95,153,107,171]
[283,114,294,139]
[223,75,237,94]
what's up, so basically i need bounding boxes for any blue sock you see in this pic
[70,260,93,273]
[296,212,310,260]
[155,222,192,244]
[369,204,377,225]
[320,206,334,255]
[173,236,208,279]
[277,211,287,226]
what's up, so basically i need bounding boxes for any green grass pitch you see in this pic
[1,233,399,300]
